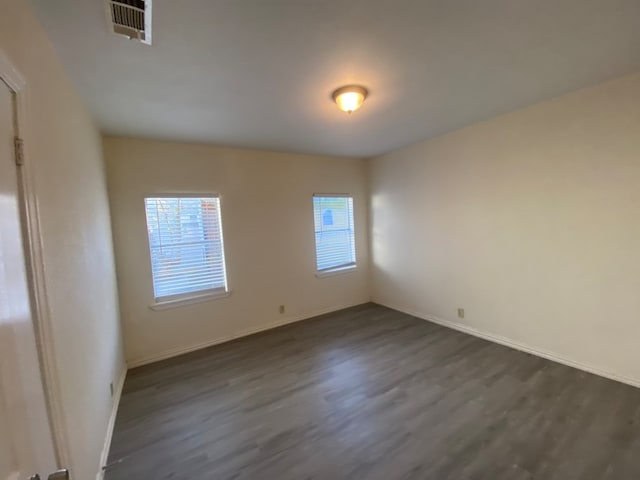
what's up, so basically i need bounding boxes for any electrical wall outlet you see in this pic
[279,305,285,314]
[457,308,465,319]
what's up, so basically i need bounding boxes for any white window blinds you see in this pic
[144,196,228,301]
[313,195,356,272]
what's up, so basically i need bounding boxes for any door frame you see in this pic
[0,50,71,471]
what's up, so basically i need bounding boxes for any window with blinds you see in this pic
[144,196,228,301]
[313,195,356,272]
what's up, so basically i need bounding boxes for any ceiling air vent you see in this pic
[109,0,152,45]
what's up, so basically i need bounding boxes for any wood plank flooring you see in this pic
[105,303,640,479]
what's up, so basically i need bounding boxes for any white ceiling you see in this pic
[31,0,640,158]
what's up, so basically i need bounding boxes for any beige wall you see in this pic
[104,137,370,366]
[0,1,126,479]
[369,73,640,385]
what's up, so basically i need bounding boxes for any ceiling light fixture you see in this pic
[332,85,368,114]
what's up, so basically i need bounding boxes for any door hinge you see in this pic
[14,136,25,165]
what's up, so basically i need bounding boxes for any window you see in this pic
[313,195,356,273]
[144,196,228,303]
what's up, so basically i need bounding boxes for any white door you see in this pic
[0,79,58,479]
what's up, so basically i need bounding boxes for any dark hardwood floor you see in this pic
[105,303,640,480]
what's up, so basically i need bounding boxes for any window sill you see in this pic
[315,265,358,278]
[149,290,231,311]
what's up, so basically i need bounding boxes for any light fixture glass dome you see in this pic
[332,85,368,113]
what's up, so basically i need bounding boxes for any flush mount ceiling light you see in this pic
[332,85,368,114]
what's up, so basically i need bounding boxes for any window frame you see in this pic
[143,193,231,310]
[312,193,357,277]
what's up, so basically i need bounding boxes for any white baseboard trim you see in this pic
[127,301,369,368]
[96,366,127,480]
[375,301,640,389]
